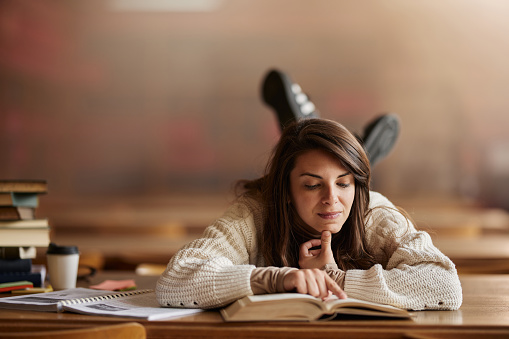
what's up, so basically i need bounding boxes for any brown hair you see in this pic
[241,119,376,270]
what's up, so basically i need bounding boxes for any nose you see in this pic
[322,185,338,206]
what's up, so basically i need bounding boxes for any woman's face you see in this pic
[289,149,355,236]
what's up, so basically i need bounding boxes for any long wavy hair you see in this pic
[240,118,377,270]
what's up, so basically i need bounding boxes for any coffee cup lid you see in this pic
[46,242,79,255]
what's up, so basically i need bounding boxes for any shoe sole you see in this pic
[363,114,400,166]
[262,70,318,129]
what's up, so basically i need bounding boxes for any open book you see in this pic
[221,293,411,322]
[0,287,202,321]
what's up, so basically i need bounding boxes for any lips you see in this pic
[317,212,341,219]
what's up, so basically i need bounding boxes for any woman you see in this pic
[156,119,463,311]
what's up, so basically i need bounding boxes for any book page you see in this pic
[0,288,114,311]
[323,296,410,317]
[62,291,203,320]
[247,293,320,303]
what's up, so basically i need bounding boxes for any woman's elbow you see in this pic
[436,273,463,310]
[155,273,176,307]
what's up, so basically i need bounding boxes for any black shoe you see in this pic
[361,114,400,167]
[262,69,319,130]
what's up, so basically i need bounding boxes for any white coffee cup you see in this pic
[46,243,80,290]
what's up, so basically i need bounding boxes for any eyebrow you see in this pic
[300,172,351,179]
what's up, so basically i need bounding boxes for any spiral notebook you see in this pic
[0,287,202,320]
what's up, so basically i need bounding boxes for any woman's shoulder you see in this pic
[368,191,396,209]
[229,195,264,216]
[217,194,265,229]
[366,191,415,236]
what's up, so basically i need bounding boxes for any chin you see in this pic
[329,222,345,233]
[307,220,344,235]
[316,224,343,234]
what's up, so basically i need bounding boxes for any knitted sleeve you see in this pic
[155,198,259,309]
[343,192,463,311]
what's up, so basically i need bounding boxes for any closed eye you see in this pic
[305,184,320,190]
[338,183,350,188]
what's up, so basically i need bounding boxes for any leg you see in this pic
[260,68,400,167]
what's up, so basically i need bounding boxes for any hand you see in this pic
[299,231,336,270]
[283,268,347,300]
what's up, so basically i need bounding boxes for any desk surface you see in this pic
[1,273,509,339]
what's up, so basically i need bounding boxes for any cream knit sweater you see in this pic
[156,191,463,311]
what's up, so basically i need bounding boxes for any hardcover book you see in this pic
[0,247,37,260]
[221,293,411,322]
[0,180,48,194]
[0,265,46,287]
[0,206,35,220]
[0,220,50,247]
[0,193,39,208]
[0,258,32,273]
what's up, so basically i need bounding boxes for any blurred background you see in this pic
[1,0,509,271]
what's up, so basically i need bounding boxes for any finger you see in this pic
[316,272,330,299]
[304,271,320,297]
[302,239,322,250]
[299,239,322,257]
[292,270,318,297]
[303,270,331,299]
[321,231,332,251]
[294,272,310,295]
[325,275,347,299]
[308,249,321,256]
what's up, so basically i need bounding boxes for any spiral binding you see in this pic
[60,289,154,306]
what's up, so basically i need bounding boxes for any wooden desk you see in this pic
[433,235,509,274]
[1,273,509,338]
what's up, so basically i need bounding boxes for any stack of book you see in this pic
[0,180,50,289]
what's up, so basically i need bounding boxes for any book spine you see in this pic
[0,281,33,293]
[0,259,32,273]
[0,193,39,208]
[0,271,43,287]
[0,219,49,228]
[0,227,51,247]
[0,181,47,193]
[0,207,22,220]
[0,207,35,221]
[0,247,23,259]
[60,289,154,306]
[0,247,36,260]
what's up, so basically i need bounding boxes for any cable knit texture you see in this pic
[156,191,463,310]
